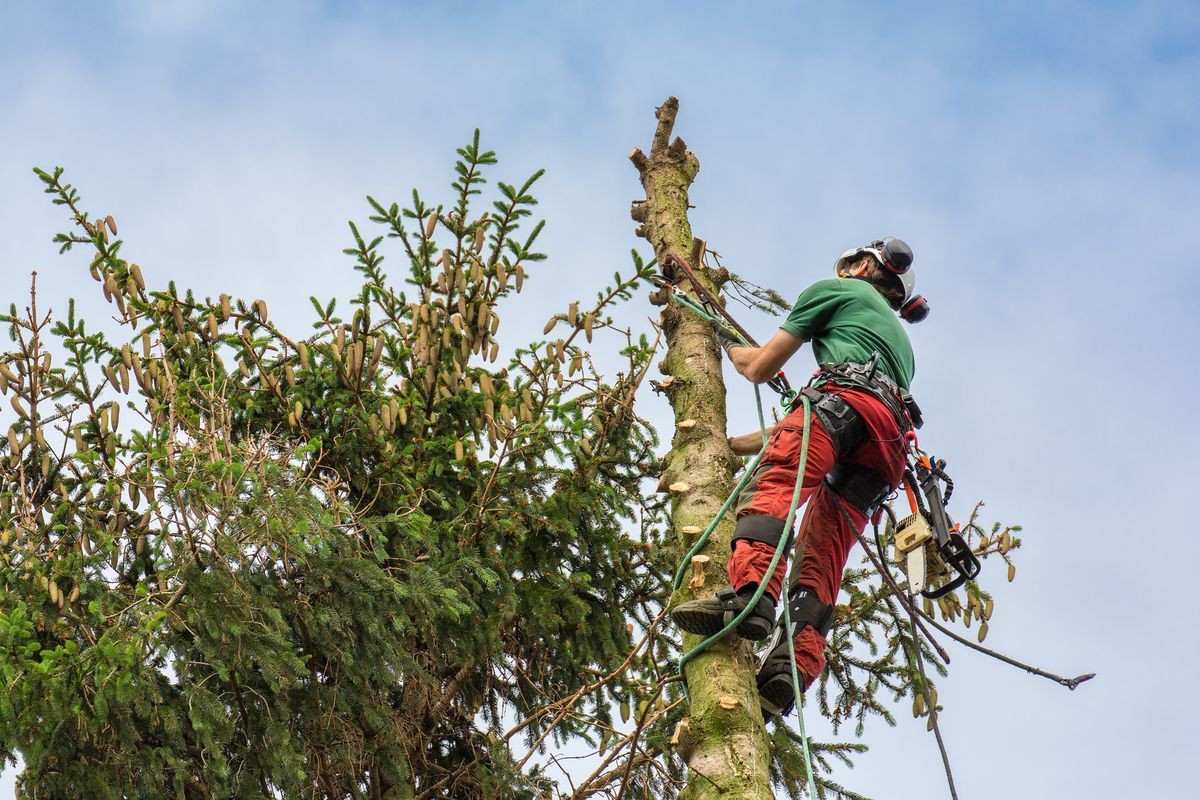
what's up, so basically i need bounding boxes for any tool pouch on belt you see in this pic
[825,462,890,516]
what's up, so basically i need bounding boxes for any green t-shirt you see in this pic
[780,277,915,390]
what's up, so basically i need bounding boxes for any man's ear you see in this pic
[836,257,863,278]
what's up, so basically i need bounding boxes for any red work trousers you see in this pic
[727,386,907,688]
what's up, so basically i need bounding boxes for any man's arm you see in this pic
[723,328,804,454]
[725,328,806,384]
[728,426,775,456]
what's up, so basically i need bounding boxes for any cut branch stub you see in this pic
[628,147,650,175]
[689,554,711,590]
[652,97,679,154]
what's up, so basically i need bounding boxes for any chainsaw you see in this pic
[892,452,980,598]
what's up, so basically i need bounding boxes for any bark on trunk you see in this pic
[630,97,774,800]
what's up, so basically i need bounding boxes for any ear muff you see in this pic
[836,238,922,317]
[879,238,914,274]
[899,295,929,324]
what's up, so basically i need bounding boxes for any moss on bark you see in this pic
[630,97,773,800]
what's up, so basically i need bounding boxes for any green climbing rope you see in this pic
[667,288,820,797]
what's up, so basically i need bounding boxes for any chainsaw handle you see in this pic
[920,531,982,599]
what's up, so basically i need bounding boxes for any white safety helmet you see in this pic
[834,237,929,324]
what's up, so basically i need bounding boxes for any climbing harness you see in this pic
[795,386,865,457]
[813,355,923,431]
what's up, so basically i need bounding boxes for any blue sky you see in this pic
[2,2,1198,797]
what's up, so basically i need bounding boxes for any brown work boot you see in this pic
[756,635,802,718]
[670,586,776,641]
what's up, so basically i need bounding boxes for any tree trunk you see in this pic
[630,97,774,800]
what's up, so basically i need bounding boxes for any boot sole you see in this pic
[735,616,774,641]
[758,672,795,717]
[670,607,774,641]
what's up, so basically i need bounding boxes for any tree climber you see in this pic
[670,238,929,717]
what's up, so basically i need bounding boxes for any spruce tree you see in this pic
[0,136,672,799]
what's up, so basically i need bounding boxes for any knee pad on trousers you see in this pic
[732,513,791,551]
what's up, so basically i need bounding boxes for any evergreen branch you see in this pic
[569,688,680,800]
[912,608,1095,690]
[905,601,959,800]
[867,508,1092,691]
[509,608,669,768]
